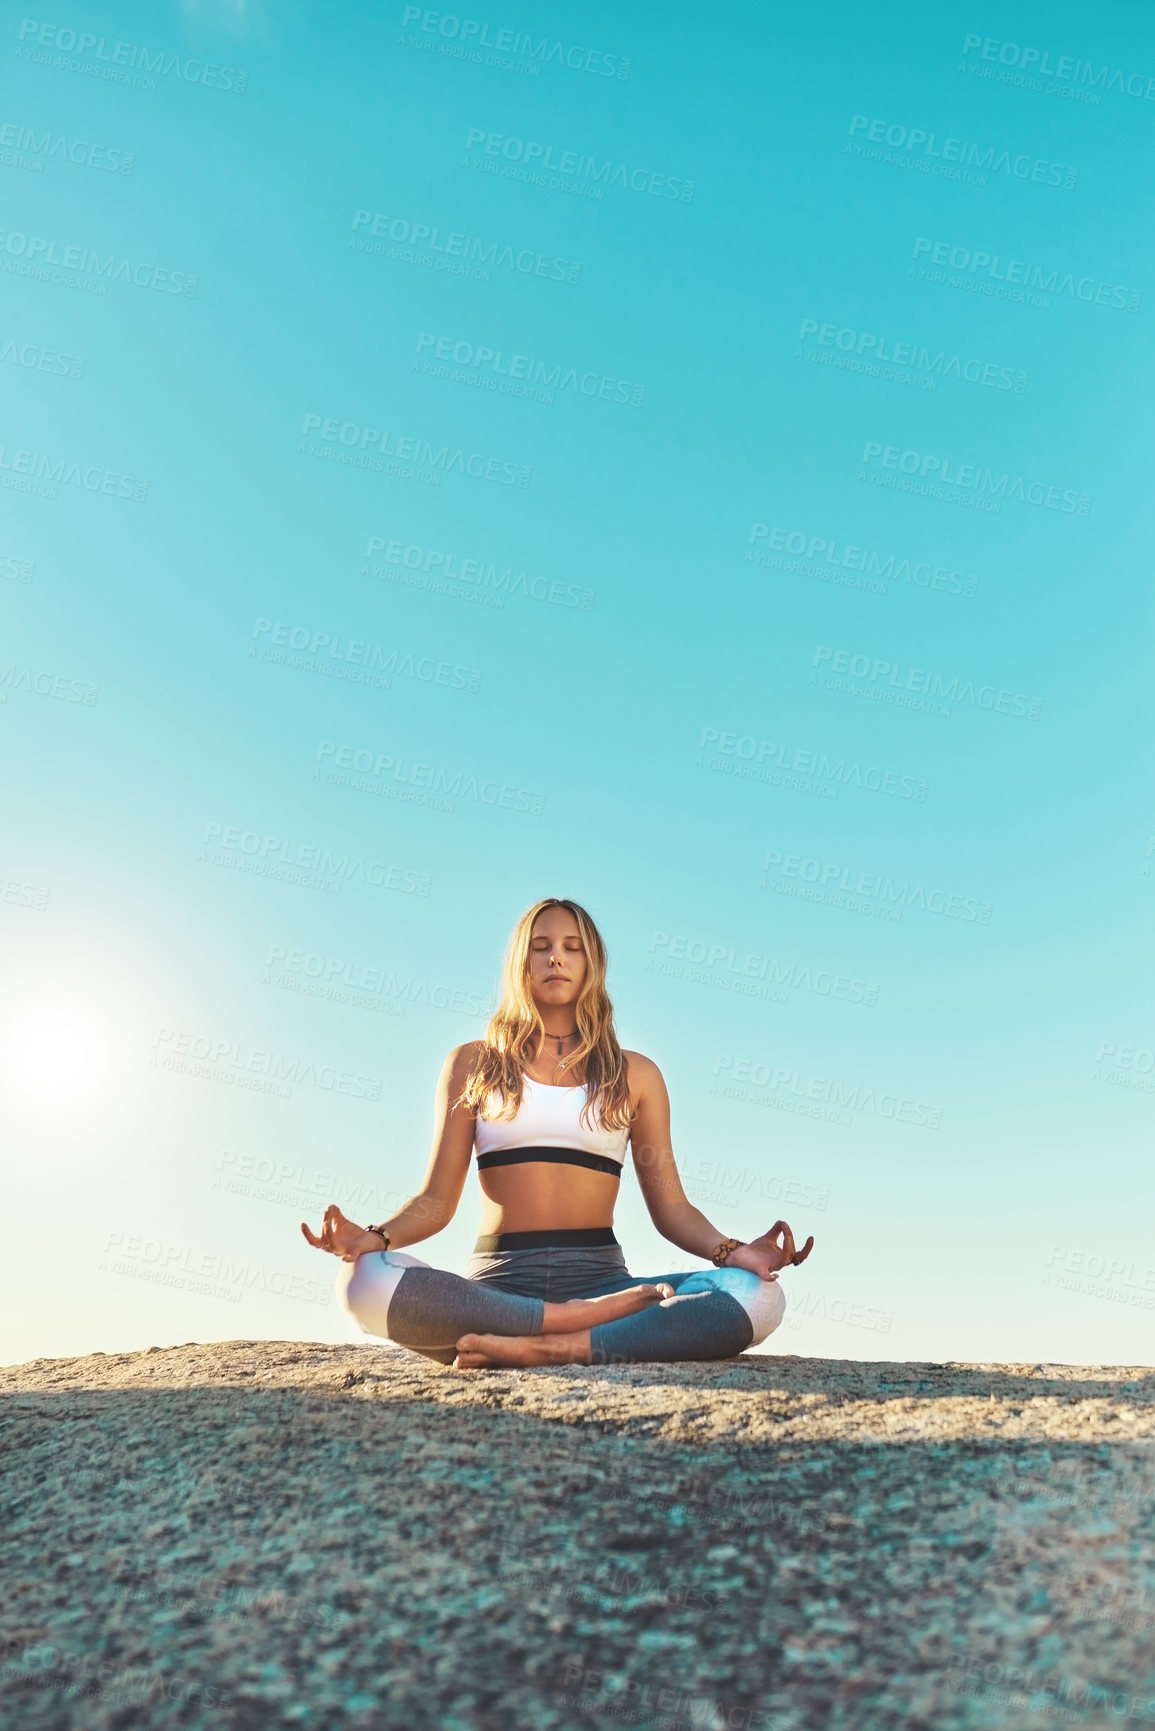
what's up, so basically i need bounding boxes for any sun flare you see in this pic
[0,989,134,1115]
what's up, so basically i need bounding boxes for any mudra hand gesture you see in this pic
[300,1204,382,1263]
[726,1220,815,1283]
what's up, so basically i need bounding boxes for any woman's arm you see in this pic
[625,1053,813,1279]
[626,1053,740,1257]
[301,1042,479,1260]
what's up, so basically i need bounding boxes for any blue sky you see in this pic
[2,0,1153,1365]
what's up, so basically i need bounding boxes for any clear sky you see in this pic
[2,0,1153,1367]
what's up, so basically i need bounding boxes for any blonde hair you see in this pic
[457,898,633,1132]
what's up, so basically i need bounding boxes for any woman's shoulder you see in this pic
[621,1048,664,1092]
[443,1040,486,1081]
[449,1038,486,1062]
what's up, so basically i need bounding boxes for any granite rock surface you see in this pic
[1,1342,1153,1729]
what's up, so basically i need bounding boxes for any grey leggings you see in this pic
[335,1242,786,1365]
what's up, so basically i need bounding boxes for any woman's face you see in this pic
[526,905,588,1011]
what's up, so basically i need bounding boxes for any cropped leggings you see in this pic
[334,1234,786,1366]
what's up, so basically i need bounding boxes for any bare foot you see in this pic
[541,1283,673,1334]
[454,1330,593,1369]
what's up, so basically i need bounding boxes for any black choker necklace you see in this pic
[549,1029,578,1056]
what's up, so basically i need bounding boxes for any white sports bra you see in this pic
[474,1075,630,1177]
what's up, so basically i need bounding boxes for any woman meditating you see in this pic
[301,897,814,1368]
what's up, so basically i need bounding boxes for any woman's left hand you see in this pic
[726,1220,814,1282]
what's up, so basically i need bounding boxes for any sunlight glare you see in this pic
[0,987,135,1117]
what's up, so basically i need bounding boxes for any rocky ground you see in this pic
[1,1342,1153,1730]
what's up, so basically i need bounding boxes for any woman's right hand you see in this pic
[300,1204,384,1263]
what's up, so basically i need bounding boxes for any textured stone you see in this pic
[1,1342,1153,1728]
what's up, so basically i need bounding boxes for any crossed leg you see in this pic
[338,1246,786,1369]
[457,1267,783,1368]
[336,1251,671,1364]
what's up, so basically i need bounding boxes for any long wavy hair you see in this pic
[457,898,634,1132]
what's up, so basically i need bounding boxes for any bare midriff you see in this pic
[474,1062,624,1235]
[476,1163,621,1236]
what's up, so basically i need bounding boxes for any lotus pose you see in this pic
[302,898,813,1368]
